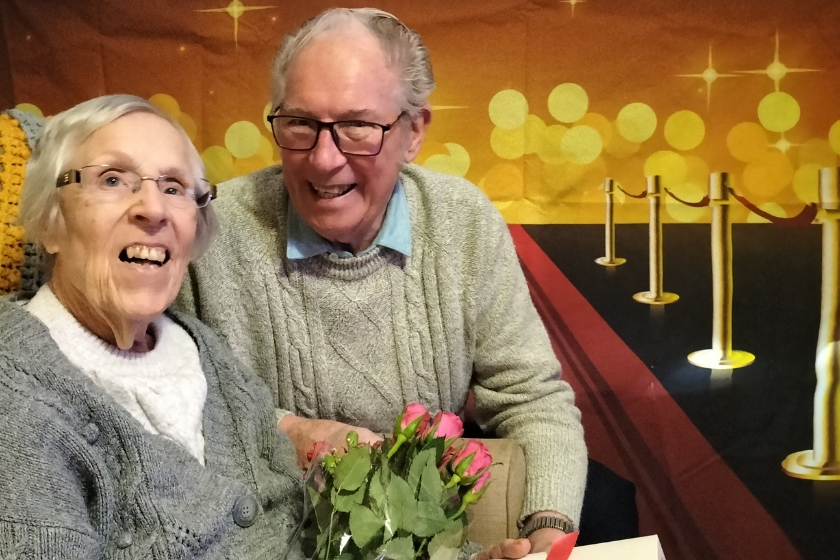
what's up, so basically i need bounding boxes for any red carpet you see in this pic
[510,225,801,560]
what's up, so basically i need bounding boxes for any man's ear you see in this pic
[402,106,432,164]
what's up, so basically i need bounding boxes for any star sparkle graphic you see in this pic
[677,45,738,110]
[771,132,799,154]
[733,30,821,92]
[561,0,585,17]
[197,0,276,47]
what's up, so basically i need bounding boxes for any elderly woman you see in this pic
[0,95,302,559]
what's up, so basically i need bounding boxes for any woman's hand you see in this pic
[278,415,383,468]
[475,538,532,560]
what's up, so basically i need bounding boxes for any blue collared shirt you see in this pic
[286,180,412,259]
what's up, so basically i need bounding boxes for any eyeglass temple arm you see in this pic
[56,170,82,188]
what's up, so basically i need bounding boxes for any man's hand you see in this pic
[475,538,531,560]
[278,415,383,468]
[526,528,566,554]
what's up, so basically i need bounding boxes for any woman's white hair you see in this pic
[270,8,435,117]
[20,94,219,264]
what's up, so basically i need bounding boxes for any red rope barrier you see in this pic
[664,188,710,208]
[614,183,647,199]
[728,188,818,227]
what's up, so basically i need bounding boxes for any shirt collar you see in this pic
[286,180,412,259]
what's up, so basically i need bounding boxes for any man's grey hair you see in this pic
[20,94,219,264]
[270,8,435,117]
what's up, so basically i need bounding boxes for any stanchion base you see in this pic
[687,349,755,369]
[782,450,840,481]
[632,291,679,305]
[595,257,626,267]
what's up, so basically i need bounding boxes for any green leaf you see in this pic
[334,446,372,491]
[385,474,418,533]
[407,448,436,496]
[333,484,366,512]
[377,536,415,560]
[369,470,387,517]
[423,437,446,465]
[413,500,450,537]
[419,455,444,504]
[427,522,465,560]
[349,503,384,549]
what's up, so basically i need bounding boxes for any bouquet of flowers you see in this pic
[297,403,492,560]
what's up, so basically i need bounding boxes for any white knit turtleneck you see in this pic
[26,284,207,464]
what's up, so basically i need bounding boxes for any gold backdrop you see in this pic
[2,0,839,223]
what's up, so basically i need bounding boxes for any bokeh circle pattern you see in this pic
[149,93,180,118]
[644,150,686,187]
[742,149,794,198]
[489,90,529,130]
[201,146,234,185]
[727,122,768,163]
[664,110,705,151]
[561,125,603,165]
[616,103,657,143]
[548,83,589,124]
[480,163,524,202]
[423,143,471,177]
[537,125,567,165]
[490,126,526,160]
[792,164,821,204]
[830,120,840,156]
[225,121,262,159]
[15,103,43,118]
[757,92,800,133]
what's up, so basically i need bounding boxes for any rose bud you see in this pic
[446,440,492,487]
[450,471,492,518]
[394,403,431,439]
[388,403,431,457]
[421,412,464,445]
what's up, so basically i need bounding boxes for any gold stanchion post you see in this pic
[634,176,678,305]
[689,173,755,369]
[596,178,626,267]
[783,167,840,480]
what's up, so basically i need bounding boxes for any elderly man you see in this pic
[180,7,587,555]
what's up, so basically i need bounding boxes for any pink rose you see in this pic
[471,470,491,494]
[394,403,430,439]
[450,440,492,481]
[421,412,464,443]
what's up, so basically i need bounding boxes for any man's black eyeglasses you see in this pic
[266,112,406,156]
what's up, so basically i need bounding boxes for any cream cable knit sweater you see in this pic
[179,164,588,524]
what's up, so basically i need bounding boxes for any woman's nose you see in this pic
[128,179,169,225]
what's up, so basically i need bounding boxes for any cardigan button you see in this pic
[116,531,133,549]
[232,494,259,528]
[82,422,100,444]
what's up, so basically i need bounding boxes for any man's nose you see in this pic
[309,128,347,169]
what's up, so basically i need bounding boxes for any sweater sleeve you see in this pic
[468,211,588,527]
[0,360,106,558]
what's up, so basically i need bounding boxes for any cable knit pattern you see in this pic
[179,164,588,524]
[0,298,303,560]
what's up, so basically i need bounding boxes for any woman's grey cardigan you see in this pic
[0,298,304,559]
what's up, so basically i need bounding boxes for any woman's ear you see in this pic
[402,106,432,164]
[41,209,66,255]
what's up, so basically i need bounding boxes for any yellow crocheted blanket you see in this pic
[0,113,30,295]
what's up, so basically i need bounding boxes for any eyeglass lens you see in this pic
[79,166,212,208]
[273,117,385,155]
